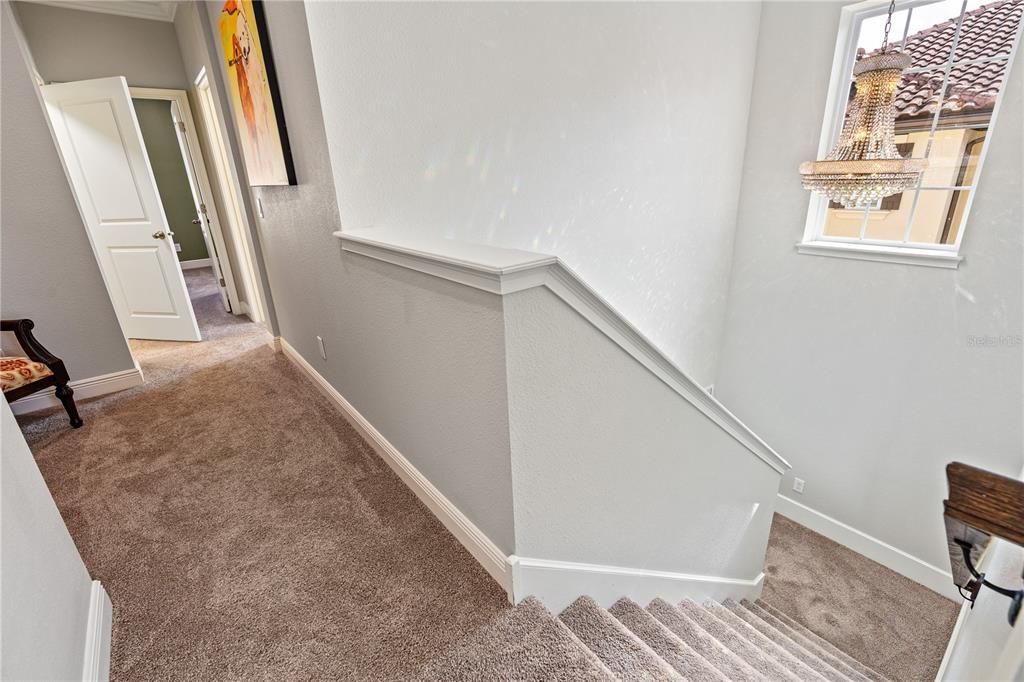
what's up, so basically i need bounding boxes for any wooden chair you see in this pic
[1,319,82,428]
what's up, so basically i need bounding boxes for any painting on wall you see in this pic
[218,0,295,186]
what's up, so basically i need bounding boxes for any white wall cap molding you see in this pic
[336,228,790,475]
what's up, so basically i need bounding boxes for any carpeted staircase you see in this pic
[421,595,889,681]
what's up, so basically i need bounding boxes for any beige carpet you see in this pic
[19,269,516,680]
[18,269,956,680]
[761,514,959,681]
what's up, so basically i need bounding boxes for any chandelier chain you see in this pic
[882,0,897,53]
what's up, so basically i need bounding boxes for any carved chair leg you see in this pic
[54,383,83,428]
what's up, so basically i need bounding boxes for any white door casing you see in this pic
[41,77,201,342]
[169,98,231,312]
[194,69,267,324]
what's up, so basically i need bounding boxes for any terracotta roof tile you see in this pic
[858,0,1022,121]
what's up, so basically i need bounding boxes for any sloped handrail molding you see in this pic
[335,228,789,475]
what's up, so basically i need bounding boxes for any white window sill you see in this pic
[796,241,963,269]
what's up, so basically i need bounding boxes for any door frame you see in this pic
[129,87,242,315]
[192,67,268,325]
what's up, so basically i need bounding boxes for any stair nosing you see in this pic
[739,600,871,682]
[609,597,730,682]
[721,599,851,682]
[754,600,890,682]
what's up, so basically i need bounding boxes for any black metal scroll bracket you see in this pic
[954,538,1023,626]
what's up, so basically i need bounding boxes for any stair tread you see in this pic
[739,600,871,682]
[719,600,847,682]
[698,600,830,682]
[415,596,616,681]
[755,601,889,682]
[647,598,765,681]
[675,599,804,682]
[609,598,730,682]
[560,596,682,681]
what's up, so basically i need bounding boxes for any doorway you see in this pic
[129,87,241,319]
[193,68,268,326]
[40,76,257,349]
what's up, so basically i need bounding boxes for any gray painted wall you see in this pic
[13,1,188,89]
[183,1,516,550]
[505,285,779,576]
[133,98,209,262]
[1,401,96,680]
[305,1,763,387]
[1,5,134,381]
[716,1,1023,572]
[173,0,277,328]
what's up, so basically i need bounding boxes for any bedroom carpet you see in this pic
[17,268,957,680]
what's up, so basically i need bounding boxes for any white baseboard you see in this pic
[9,367,144,416]
[934,599,970,681]
[280,335,777,610]
[279,338,512,596]
[179,257,212,270]
[510,556,765,613]
[82,580,112,682]
[775,494,957,600]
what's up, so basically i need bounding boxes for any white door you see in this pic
[169,99,232,313]
[42,77,201,342]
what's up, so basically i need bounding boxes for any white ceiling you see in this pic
[19,1,180,23]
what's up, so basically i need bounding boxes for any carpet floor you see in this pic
[761,515,958,681]
[17,269,956,680]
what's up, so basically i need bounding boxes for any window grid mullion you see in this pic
[923,0,969,161]
[858,207,871,240]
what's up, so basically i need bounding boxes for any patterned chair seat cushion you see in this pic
[1,356,54,392]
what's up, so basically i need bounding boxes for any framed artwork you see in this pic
[218,0,296,186]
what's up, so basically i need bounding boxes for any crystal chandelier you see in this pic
[800,0,926,208]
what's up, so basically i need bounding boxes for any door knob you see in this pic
[152,231,166,240]
[191,218,202,225]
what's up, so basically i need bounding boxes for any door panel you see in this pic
[62,101,147,223]
[42,77,201,342]
[110,248,178,315]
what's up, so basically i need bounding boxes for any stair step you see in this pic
[415,596,616,680]
[647,598,765,681]
[740,600,871,682]
[719,600,847,682]
[560,596,681,681]
[755,601,889,682]
[699,600,829,681]
[675,599,803,682]
[608,598,730,682]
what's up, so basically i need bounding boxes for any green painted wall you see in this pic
[133,98,208,262]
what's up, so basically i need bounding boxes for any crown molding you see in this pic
[19,1,179,23]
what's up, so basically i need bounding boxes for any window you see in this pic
[800,0,1024,268]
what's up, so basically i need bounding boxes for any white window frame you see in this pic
[797,0,1024,269]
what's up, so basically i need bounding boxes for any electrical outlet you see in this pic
[793,478,805,494]
[316,335,327,360]
[174,242,183,252]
